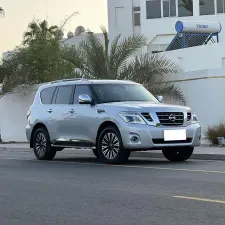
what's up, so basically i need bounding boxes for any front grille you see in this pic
[156,112,184,126]
[141,112,153,122]
[152,138,192,144]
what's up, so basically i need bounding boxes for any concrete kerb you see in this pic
[1,145,225,161]
[132,151,225,161]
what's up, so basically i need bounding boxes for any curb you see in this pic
[0,147,225,161]
[131,152,225,161]
[0,147,31,152]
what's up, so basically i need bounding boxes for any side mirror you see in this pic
[156,95,163,103]
[78,94,93,104]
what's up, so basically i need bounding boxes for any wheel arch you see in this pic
[30,123,48,148]
[96,121,120,144]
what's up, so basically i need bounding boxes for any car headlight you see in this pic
[192,114,199,123]
[119,112,146,124]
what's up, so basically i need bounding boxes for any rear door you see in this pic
[51,85,75,142]
[38,86,57,140]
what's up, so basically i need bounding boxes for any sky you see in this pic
[0,0,108,56]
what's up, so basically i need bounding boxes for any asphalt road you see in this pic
[1,150,225,225]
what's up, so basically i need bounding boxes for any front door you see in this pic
[65,84,101,146]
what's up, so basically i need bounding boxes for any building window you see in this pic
[162,0,176,17]
[200,0,215,15]
[146,0,176,19]
[133,7,141,26]
[178,0,193,16]
[146,0,161,19]
[163,0,170,17]
[134,6,141,11]
[217,0,225,13]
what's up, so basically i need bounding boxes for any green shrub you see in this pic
[205,123,225,145]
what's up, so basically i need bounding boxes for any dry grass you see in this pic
[205,123,225,145]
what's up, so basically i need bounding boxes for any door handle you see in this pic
[47,109,52,113]
[69,109,75,113]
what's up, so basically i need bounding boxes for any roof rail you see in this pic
[51,78,89,84]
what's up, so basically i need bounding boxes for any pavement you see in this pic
[1,143,225,160]
[1,150,225,224]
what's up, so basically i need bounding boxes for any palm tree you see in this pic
[0,7,4,16]
[73,27,186,105]
[23,19,59,45]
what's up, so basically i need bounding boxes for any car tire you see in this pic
[33,127,56,160]
[162,147,194,162]
[92,148,100,158]
[97,126,130,164]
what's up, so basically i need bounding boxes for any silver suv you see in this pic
[26,78,201,164]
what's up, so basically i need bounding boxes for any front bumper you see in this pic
[25,124,32,142]
[119,123,201,150]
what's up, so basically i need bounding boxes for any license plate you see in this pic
[164,129,186,141]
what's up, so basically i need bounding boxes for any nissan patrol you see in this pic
[26,78,201,164]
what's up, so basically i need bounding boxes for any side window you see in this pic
[54,86,74,104]
[73,85,92,104]
[40,87,56,104]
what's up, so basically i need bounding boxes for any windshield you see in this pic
[92,83,159,103]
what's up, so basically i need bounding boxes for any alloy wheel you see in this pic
[35,132,47,157]
[101,132,119,159]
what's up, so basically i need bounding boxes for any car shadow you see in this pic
[52,155,194,166]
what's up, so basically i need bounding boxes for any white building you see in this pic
[108,0,225,55]
[62,25,104,47]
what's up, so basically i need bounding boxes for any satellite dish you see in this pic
[75,26,85,36]
[67,31,74,39]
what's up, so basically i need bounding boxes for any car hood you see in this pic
[102,101,191,112]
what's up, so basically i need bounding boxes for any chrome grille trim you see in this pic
[156,112,184,126]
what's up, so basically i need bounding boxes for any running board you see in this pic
[52,144,95,149]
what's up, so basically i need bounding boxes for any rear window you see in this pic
[54,85,74,104]
[40,87,56,104]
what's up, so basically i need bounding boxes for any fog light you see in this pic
[130,135,140,143]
